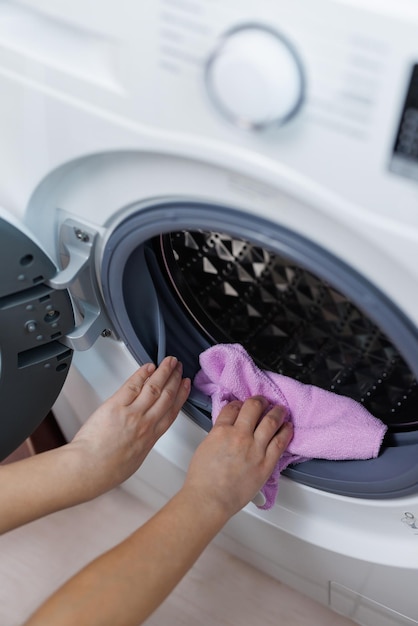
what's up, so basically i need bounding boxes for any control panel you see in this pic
[391,64,418,182]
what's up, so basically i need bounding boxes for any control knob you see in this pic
[205,25,305,130]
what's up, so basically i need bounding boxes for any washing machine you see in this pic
[0,0,418,623]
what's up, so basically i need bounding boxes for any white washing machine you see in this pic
[0,0,418,623]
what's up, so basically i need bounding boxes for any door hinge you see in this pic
[48,219,115,351]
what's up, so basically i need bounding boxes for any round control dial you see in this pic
[205,25,305,130]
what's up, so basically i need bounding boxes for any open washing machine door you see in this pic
[0,211,74,459]
[0,209,110,460]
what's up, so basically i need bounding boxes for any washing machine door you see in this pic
[0,213,75,460]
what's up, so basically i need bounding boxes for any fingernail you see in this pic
[229,400,243,409]
[170,356,178,368]
[249,395,269,409]
[276,405,288,420]
[183,378,191,391]
[283,421,294,438]
[269,405,287,421]
[146,363,156,374]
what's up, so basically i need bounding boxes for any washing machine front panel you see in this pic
[0,210,74,459]
[0,0,417,227]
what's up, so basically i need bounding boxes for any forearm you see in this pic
[23,486,228,626]
[0,445,94,534]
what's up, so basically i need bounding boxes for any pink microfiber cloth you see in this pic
[194,343,387,509]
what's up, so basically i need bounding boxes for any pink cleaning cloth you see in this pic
[194,343,388,510]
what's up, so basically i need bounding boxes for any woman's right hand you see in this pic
[183,397,293,520]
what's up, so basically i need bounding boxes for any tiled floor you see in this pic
[0,430,356,625]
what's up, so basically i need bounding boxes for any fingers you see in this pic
[235,396,270,431]
[113,362,157,406]
[215,396,293,452]
[265,419,293,468]
[114,357,190,416]
[152,365,191,428]
[253,405,288,447]
[215,400,243,426]
[137,357,188,413]
[215,396,268,429]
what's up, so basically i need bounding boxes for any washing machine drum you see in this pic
[101,200,418,500]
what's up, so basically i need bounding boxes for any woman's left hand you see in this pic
[70,356,190,498]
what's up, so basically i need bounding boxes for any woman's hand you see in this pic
[69,356,191,499]
[0,357,190,535]
[183,396,293,520]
